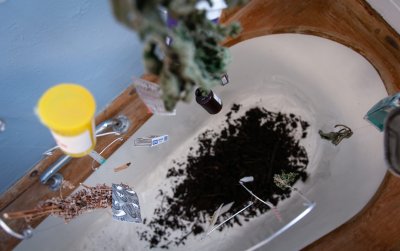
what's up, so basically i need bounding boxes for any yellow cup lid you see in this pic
[37,83,96,133]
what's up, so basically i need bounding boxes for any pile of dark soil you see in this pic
[139,104,309,249]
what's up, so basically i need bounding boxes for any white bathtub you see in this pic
[16,34,387,251]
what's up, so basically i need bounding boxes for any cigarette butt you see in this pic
[114,162,131,172]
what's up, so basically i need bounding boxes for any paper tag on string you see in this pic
[133,78,176,115]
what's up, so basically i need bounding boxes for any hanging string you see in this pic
[351,123,374,132]
[42,132,121,156]
[239,181,283,222]
[91,137,124,171]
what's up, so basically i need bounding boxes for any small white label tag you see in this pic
[213,92,222,105]
[221,74,229,86]
[133,78,176,115]
[134,135,169,147]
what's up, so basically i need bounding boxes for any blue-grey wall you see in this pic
[0,0,144,194]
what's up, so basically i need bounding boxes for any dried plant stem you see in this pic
[239,182,283,222]
[3,205,61,220]
[4,184,113,223]
[80,183,91,189]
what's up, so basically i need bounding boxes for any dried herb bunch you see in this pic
[110,0,246,110]
[4,184,113,223]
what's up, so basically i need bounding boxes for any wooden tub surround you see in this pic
[1,0,400,250]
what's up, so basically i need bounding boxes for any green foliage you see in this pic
[273,171,298,190]
[110,0,245,110]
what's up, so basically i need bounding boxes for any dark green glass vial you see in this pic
[195,88,223,114]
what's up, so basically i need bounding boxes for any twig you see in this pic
[4,184,113,222]
[3,205,60,220]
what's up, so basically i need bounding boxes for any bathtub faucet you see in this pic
[39,115,130,191]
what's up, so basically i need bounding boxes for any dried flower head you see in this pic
[273,171,298,190]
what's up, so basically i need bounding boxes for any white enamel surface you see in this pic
[16,34,387,251]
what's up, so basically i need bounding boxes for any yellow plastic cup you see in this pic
[37,83,96,157]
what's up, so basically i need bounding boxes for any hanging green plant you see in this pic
[110,0,246,110]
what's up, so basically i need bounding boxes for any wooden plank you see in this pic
[0,74,157,251]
